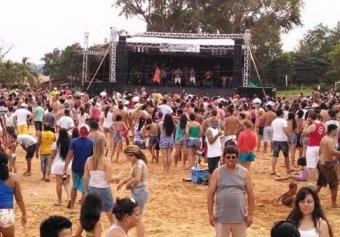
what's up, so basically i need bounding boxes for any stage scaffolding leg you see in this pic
[242,29,251,87]
[109,27,117,83]
[82,32,89,88]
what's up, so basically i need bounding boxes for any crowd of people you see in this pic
[0,85,339,237]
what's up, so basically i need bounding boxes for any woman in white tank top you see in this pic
[84,137,121,224]
[106,197,140,237]
[286,187,333,237]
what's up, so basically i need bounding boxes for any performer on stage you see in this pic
[153,66,161,84]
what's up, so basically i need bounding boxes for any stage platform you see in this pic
[85,82,235,97]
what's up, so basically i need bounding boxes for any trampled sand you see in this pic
[12,147,340,237]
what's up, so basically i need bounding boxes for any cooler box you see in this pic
[191,167,209,184]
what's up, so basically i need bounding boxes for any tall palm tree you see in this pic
[16,57,35,86]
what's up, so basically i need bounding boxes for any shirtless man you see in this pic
[223,107,242,146]
[144,118,160,163]
[315,124,340,208]
[262,104,277,153]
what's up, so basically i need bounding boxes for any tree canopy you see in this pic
[115,0,303,63]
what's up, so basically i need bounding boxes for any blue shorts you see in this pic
[72,172,85,192]
[132,186,148,215]
[238,152,255,163]
[88,186,115,212]
[186,138,199,148]
[113,133,123,142]
[159,137,175,149]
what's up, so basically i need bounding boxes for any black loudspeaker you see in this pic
[237,87,276,99]
[233,39,243,88]
[116,36,128,83]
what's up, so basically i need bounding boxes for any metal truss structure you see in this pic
[81,32,89,87]
[82,30,251,87]
[135,31,244,40]
[242,30,251,87]
[109,27,117,82]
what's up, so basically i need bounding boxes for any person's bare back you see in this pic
[223,116,240,136]
[263,110,276,126]
[319,135,335,162]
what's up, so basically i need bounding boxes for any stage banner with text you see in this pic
[159,43,200,53]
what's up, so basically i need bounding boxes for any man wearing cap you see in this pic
[63,124,93,212]
[14,103,33,135]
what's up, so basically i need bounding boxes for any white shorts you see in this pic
[0,208,14,228]
[263,126,273,142]
[189,77,196,83]
[175,77,181,83]
[306,146,320,168]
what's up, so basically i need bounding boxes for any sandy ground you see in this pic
[11,140,340,237]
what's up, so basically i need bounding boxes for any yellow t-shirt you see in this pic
[40,131,55,155]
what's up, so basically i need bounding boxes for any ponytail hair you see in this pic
[123,145,148,164]
[0,152,9,180]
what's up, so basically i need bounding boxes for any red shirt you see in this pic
[308,123,325,146]
[237,129,256,153]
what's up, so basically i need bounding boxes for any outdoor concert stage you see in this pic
[85,81,235,97]
[83,30,252,94]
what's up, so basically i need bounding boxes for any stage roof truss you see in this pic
[126,42,235,50]
[134,32,244,40]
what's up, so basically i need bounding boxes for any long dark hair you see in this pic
[104,105,110,118]
[57,129,70,161]
[179,114,188,129]
[137,116,145,132]
[0,152,9,180]
[286,187,333,237]
[80,193,102,232]
[163,114,175,136]
[288,112,297,130]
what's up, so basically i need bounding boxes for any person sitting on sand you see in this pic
[275,157,309,182]
[277,183,298,207]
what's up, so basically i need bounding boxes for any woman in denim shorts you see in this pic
[84,137,120,224]
[158,114,175,173]
[185,113,201,169]
[118,145,149,237]
[287,112,298,167]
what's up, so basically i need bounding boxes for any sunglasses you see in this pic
[225,155,237,159]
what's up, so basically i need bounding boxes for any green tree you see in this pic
[0,60,18,83]
[60,43,83,82]
[41,48,62,79]
[114,0,303,63]
[16,57,35,86]
[327,44,340,83]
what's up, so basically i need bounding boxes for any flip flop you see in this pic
[53,203,62,206]
[45,178,50,182]
[270,172,276,175]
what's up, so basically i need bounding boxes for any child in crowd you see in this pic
[7,133,18,173]
[275,157,309,181]
[277,183,298,207]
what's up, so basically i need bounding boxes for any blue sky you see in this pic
[0,0,339,63]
